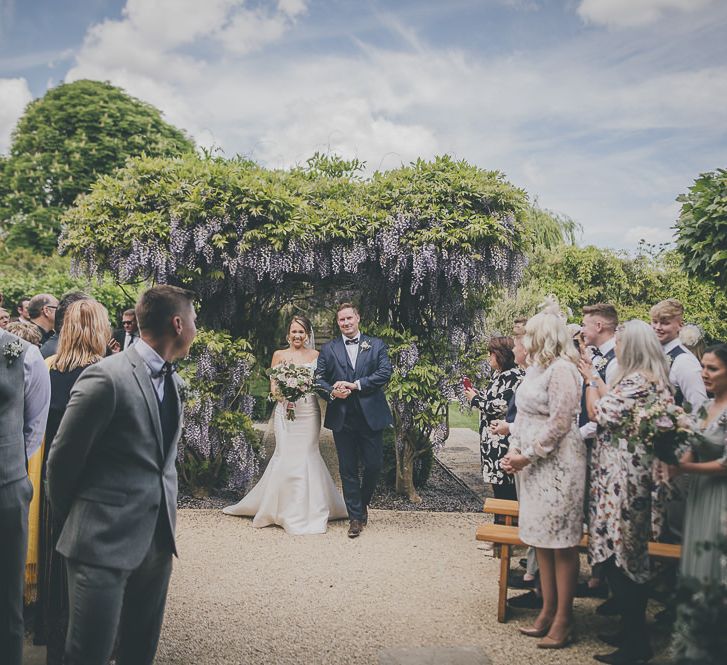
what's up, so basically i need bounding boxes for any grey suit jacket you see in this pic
[47,346,183,571]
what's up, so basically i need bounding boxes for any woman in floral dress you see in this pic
[501,301,584,649]
[465,336,524,504]
[584,319,674,665]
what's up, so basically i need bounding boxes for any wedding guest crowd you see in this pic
[499,296,725,663]
[2,280,725,665]
[0,286,188,665]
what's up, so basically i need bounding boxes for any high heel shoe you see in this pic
[519,622,552,638]
[537,628,574,649]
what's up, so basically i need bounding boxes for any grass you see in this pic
[448,403,480,432]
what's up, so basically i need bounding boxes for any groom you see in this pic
[316,303,393,538]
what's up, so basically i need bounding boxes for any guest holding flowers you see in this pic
[501,299,584,649]
[464,336,524,505]
[582,319,675,665]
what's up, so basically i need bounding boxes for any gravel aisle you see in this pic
[156,509,623,665]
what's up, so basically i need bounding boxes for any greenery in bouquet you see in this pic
[267,361,317,421]
[602,391,695,464]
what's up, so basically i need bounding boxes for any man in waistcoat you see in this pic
[47,285,196,665]
[316,303,393,538]
[650,298,707,547]
[0,328,51,664]
[650,299,707,411]
[575,303,619,603]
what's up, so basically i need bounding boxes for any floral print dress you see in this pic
[590,372,673,583]
[470,367,524,485]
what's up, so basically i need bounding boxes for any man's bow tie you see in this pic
[345,338,359,346]
[589,346,602,357]
[155,361,177,378]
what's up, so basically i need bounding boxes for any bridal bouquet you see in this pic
[266,362,317,421]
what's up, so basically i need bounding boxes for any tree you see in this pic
[525,202,581,250]
[675,168,727,290]
[0,242,140,322]
[485,244,727,341]
[60,152,530,501]
[0,79,194,253]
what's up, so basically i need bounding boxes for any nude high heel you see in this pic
[519,620,552,638]
[537,627,574,649]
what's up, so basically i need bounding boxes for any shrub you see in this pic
[177,329,259,496]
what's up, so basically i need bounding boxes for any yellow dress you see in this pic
[24,355,53,604]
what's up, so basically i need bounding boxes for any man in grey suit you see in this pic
[47,285,197,665]
[0,328,50,665]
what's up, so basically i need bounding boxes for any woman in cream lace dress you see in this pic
[502,301,584,649]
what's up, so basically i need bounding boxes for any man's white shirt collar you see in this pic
[662,338,681,353]
[133,338,164,375]
[598,337,616,356]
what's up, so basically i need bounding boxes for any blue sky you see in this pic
[2,0,726,249]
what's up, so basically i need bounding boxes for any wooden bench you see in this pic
[477,498,682,623]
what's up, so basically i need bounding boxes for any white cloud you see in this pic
[625,225,676,245]
[216,8,290,55]
[0,77,32,152]
[577,0,715,29]
[58,0,726,248]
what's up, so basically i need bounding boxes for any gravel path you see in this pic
[154,508,673,665]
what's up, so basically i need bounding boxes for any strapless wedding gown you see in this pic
[222,364,348,534]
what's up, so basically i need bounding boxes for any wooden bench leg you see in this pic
[497,542,511,623]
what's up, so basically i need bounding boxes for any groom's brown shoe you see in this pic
[348,520,363,538]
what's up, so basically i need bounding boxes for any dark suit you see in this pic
[47,346,183,665]
[112,328,138,350]
[316,335,392,520]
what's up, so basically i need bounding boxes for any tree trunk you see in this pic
[395,429,422,504]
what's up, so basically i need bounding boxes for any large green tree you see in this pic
[0,79,194,253]
[675,168,727,290]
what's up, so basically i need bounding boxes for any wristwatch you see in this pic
[588,381,598,388]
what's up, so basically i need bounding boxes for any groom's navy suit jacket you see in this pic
[316,335,393,433]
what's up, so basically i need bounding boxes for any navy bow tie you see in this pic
[155,361,177,378]
[345,338,359,346]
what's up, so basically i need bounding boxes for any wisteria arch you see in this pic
[61,153,528,500]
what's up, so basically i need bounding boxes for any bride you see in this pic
[222,315,348,534]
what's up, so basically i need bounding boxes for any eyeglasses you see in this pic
[122,321,135,326]
[45,305,58,310]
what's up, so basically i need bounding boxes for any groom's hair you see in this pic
[336,302,359,315]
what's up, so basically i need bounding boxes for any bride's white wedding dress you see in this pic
[222,362,348,535]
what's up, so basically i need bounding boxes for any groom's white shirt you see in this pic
[343,334,359,365]
[342,335,362,391]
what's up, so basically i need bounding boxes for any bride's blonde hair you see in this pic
[523,295,579,368]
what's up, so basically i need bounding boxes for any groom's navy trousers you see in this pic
[333,395,383,521]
